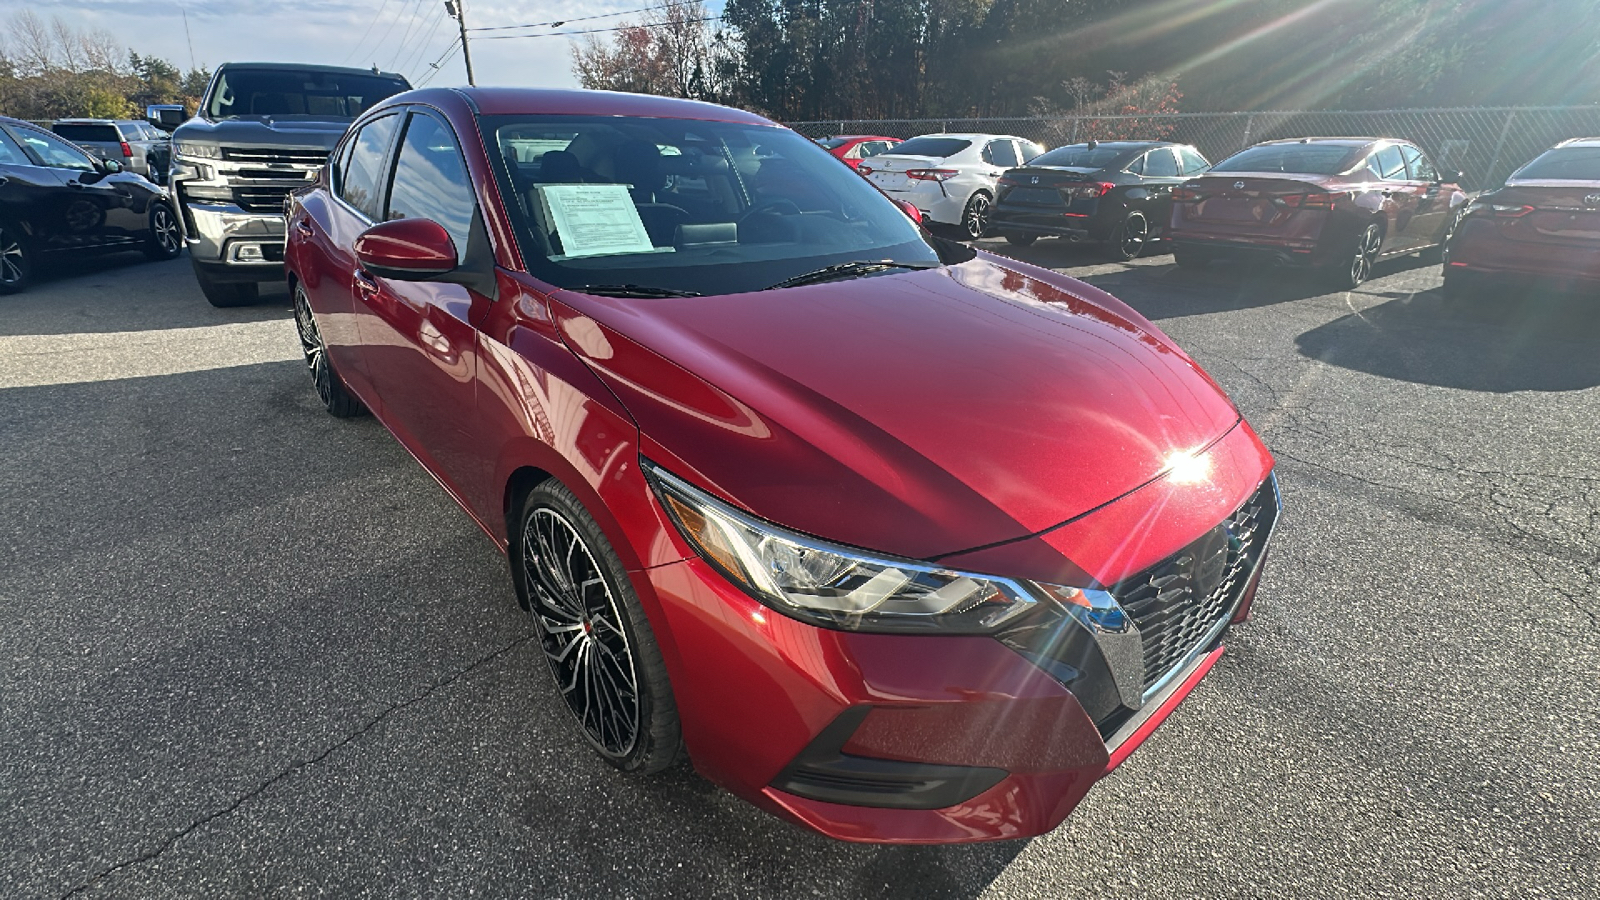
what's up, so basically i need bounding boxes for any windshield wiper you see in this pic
[764,260,940,291]
[568,284,703,298]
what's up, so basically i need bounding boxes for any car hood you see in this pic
[550,254,1242,561]
[172,116,352,151]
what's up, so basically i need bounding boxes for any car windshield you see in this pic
[51,123,120,142]
[1212,144,1359,175]
[1513,147,1600,180]
[208,69,409,119]
[1029,145,1133,169]
[484,115,943,297]
[816,137,848,149]
[886,137,971,159]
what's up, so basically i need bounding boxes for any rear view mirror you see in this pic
[146,104,186,131]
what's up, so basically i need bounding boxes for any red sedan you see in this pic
[816,134,901,169]
[1169,137,1467,288]
[285,87,1279,844]
[1445,137,1600,295]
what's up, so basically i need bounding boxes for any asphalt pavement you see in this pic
[1,245,1596,899]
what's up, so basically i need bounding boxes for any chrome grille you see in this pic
[221,147,329,165]
[1112,475,1280,692]
[233,185,295,213]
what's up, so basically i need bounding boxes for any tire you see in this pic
[1420,210,1462,264]
[293,284,365,417]
[1324,221,1382,289]
[513,480,683,774]
[194,264,259,307]
[1003,232,1037,247]
[960,191,993,241]
[143,201,183,261]
[0,222,33,295]
[1103,210,1151,261]
[1172,244,1212,269]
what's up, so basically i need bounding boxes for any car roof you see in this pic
[1554,137,1600,148]
[452,87,776,126]
[218,61,407,80]
[1254,137,1395,148]
[831,135,899,141]
[908,133,1031,142]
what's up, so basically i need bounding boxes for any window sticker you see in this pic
[534,184,670,259]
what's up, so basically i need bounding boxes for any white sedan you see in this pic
[860,133,1047,239]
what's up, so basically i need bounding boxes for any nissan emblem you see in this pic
[1233,181,1246,190]
[1585,193,1600,206]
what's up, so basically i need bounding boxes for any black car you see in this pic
[987,140,1212,260]
[0,115,183,294]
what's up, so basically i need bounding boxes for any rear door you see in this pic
[1138,147,1184,230]
[1400,144,1452,246]
[1369,143,1422,252]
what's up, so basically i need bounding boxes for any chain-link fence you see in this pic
[785,107,1600,189]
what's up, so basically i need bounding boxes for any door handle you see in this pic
[68,181,86,190]
[0,176,7,187]
[293,219,314,237]
[353,269,380,294]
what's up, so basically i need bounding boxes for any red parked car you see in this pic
[285,87,1279,844]
[816,134,901,169]
[1169,137,1467,288]
[1444,138,1600,295]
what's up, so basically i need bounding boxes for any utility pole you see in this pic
[444,0,475,86]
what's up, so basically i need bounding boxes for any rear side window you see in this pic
[1125,154,1144,175]
[983,140,1020,167]
[50,123,120,143]
[385,112,476,257]
[0,128,30,166]
[1144,147,1180,177]
[338,113,401,220]
[1020,141,1046,161]
[1513,146,1600,180]
[1177,147,1210,174]
[1212,144,1358,175]
[891,137,971,159]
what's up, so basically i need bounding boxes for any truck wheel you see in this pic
[143,202,184,261]
[194,265,259,307]
[0,222,33,295]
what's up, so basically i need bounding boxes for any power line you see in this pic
[414,38,462,88]
[468,0,706,33]
[341,0,397,65]
[397,15,453,79]
[475,15,723,40]
[386,0,433,70]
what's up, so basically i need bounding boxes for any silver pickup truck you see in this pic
[163,62,410,307]
[50,119,170,183]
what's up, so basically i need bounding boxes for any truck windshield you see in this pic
[484,114,943,297]
[208,70,409,119]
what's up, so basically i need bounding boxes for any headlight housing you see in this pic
[646,462,1044,633]
[173,141,220,160]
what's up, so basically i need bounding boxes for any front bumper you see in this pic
[178,201,286,277]
[643,463,1279,843]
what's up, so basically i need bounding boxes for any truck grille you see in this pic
[1112,474,1280,693]
[234,185,295,213]
[221,147,329,165]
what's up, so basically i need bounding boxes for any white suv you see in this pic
[861,133,1047,239]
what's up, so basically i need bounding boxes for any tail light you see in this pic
[1491,204,1534,217]
[906,168,958,182]
[857,165,873,175]
[1062,182,1114,200]
[1171,187,1201,202]
[120,141,133,158]
[1274,192,1339,210]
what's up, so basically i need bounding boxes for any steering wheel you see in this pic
[739,199,801,222]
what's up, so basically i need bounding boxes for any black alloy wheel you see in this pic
[144,202,183,261]
[515,481,681,773]
[961,192,992,240]
[1105,210,1150,261]
[1331,222,1382,289]
[0,223,32,294]
[293,285,364,417]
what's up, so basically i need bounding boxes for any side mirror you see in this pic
[1449,170,1465,184]
[146,104,186,130]
[97,158,123,174]
[354,218,458,281]
[896,199,923,225]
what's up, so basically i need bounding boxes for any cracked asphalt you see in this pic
[1,245,1596,899]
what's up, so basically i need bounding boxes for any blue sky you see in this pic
[18,0,725,89]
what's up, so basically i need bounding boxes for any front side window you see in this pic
[338,113,400,220]
[484,114,940,297]
[0,129,31,166]
[385,112,476,256]
[1144,147,1180,177]
[1400,145,1438,181]
[10,126,95,171]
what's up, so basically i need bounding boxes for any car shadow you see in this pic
[2,253,290,337]
[1295,285,1600,392]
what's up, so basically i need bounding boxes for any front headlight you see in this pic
[173,141,220,160]
[646,462,1043,633]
